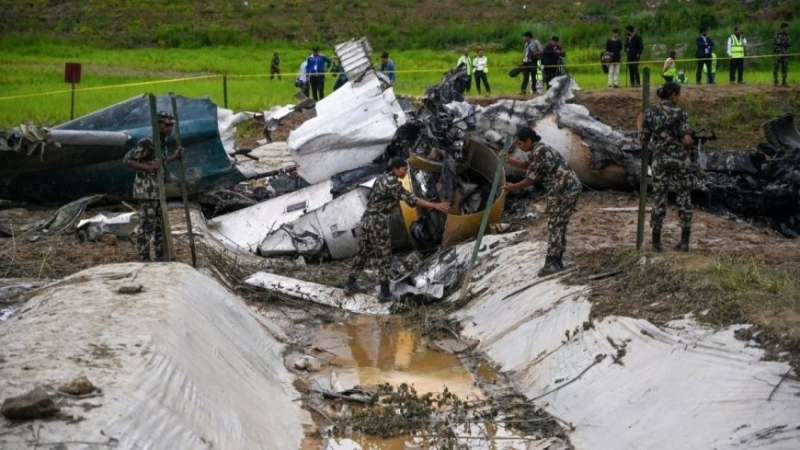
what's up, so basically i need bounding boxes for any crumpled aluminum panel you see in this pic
[334,37,374,84]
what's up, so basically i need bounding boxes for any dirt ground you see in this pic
[2,84,799,371]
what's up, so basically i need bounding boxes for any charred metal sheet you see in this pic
[450,76,641,190]
[695,145,800,237]
[330,163,385,196]
[697,151,758,174]
[763,114,800,151]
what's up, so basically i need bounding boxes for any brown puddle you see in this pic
[302,315,536,449]
[308,314,479,398]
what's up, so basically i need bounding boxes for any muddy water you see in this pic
[305,315,533,450]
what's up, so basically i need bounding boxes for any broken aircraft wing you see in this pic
[0,94,252,204]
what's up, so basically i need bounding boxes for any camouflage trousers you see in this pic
[774,56,789,82]
[650,163,693,231]
[349,212,392,282]
[545,186,581,259]
[136,199,165,262]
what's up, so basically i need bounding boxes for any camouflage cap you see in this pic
[157,111,175,124]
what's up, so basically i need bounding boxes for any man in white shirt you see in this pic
[727,26,747,84]
[473,48,490,94]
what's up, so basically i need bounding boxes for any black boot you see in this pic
[537,256,562,277]
[652,229,662,252]
[674,227,690,252]
[343,276,358,295]
[377,281,392,303]
[554,253,565,270]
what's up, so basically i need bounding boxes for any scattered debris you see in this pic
[117,284,143,294]
[75,211,138,242]
[57,376,98,397]
[0,195,103,239]
[1,386,60,421]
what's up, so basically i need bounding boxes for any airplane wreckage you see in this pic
[2,39,800,270]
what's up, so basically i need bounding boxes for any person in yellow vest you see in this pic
[727,26,747,84]
[536,60,544,93]
[456,47,473,94]
[703,51,718,84]
[662,50,678,82]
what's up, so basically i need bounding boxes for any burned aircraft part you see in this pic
[288,39,408,185]
[392,232,526,302]
[455,77,641,190]
[0,94,249,204]
[258,181,415,260]
[533,115,632,191]
[207,180,335,253]
[423,65,467,111]
[400,140,507,246]
[258,186,368,259]
[697,150,759,174]
[693,145,800,237]
[763,114,800,152]
[330,163,386,196]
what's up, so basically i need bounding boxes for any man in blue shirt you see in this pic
[306,46,332,100]
[380,52,396,84]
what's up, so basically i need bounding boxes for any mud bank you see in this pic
[0,263,308,449]
[453,240,800,449]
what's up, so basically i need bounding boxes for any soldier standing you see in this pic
[123,111,184,262]
[343,157,450,302]
[270,52,281,80]
[638,82,695,252]
[774,23,791,87]
[503,127,581,276]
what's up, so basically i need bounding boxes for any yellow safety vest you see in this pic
[730,35,744,58]
[663,58,677,77]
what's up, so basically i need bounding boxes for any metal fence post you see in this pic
[223,75,228,109]
[636,68,651,250]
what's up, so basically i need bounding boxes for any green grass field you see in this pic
[0,42,787,128]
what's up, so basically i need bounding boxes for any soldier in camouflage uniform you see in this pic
[343,157,450,302]
[123,111,184,262]
[639,82,694,252]
[504,126,581,276]
[774,23,791,87]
